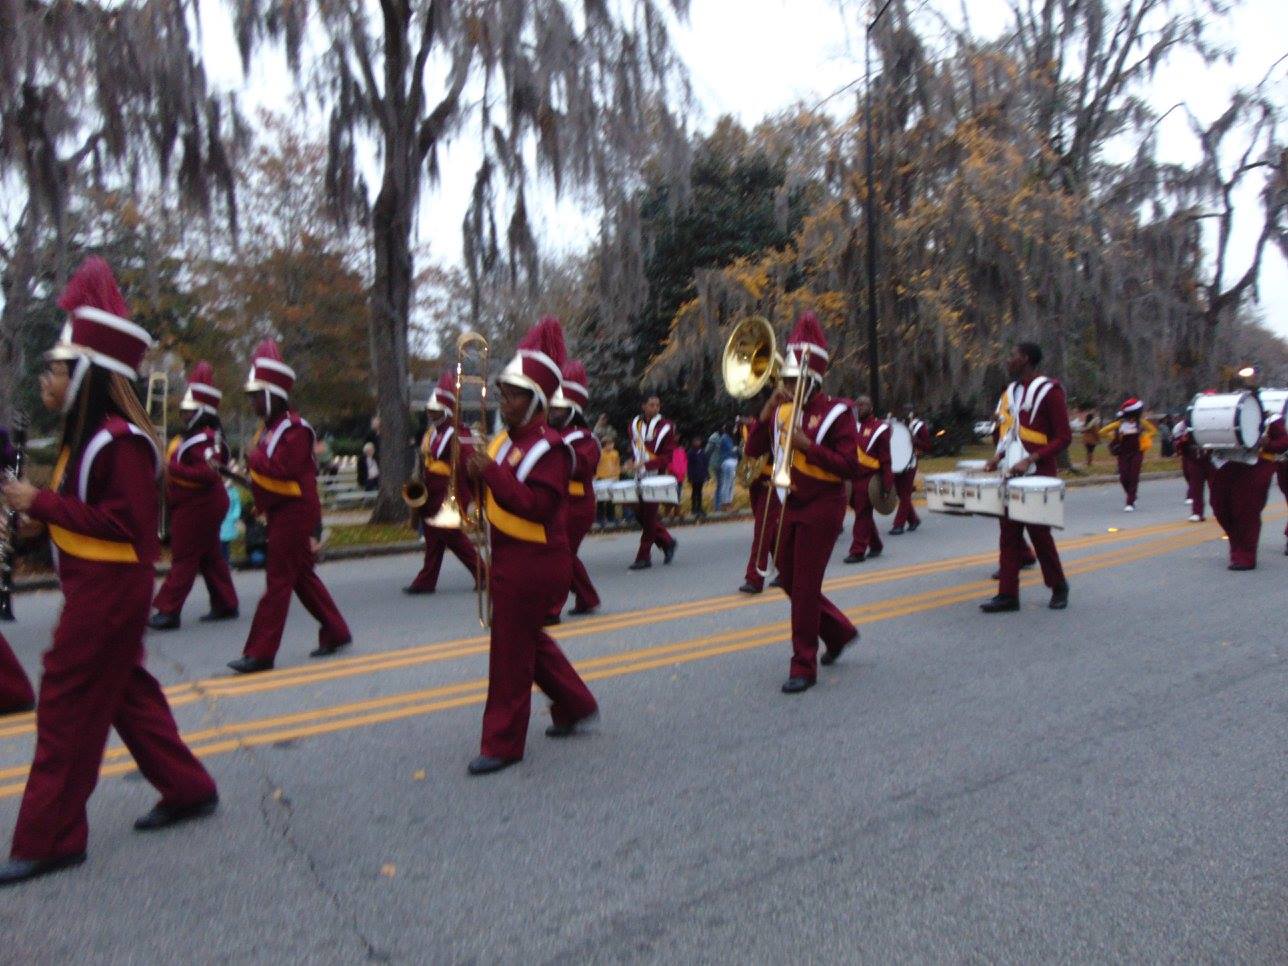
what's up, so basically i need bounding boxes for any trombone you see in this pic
[146,371,170,540]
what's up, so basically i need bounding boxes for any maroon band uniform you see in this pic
[892,417,931,531]
[0,631,34,715]
[1101,400,1154,510]
[741,419,780,592]
[628,413,678,565]
[1207,410,1288,570]
[550,360,601,617]
[1171,417,1208,521]
[848,414,894,559]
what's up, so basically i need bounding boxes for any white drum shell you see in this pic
[955,459,989,473]
[1006,476,1065,529]
[960,476,1006,517]
[1189,392,1262,450]
[924,472,970,514]
[1257,388,1288,420]
[592,479,615,501]
[608,480,639,504]
[888,421,915,473]
[638,474,680,504]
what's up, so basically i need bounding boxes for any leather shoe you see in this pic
[568,604,598,616]
[543,615,562,627]
[867,547,882,559]
[781,676,815,694]
[402,585,434,595]
[768,575,784,589]
[843,552,866,564]
[134,795,219,831]
[628,559,651,571]
[738,582,763,595]
[309,638,352,658]
[663,538,678,565]
[545,711,599,738]
[227,656,273,674]
[467,755,518,776]
[889,525,905,535]
[198,608,238,622]
[1048,584,1069,610]
[0,853,86,888]
[148,612,180,631]
[1228,562,1254,571]
[0,701,35,717]
[980,595,1020,613]
[821,631,858,666]
[907,519,920,532]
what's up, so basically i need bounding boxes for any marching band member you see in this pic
[547,358,602,620]
[981,342,1071,612]
[1207,395,1288,571]
[890,404,930,535]
[402,372,481,596]
[148,361,239,629]
[844,395,893,563]
[0,258,217,887]
[990,384,1037,578]
[744,312,860,693]
[1100,398,1155,511]
[465,317,598,774]
[0,632,34,716]
[738,410,781,594]
[229,339,352,674]
[625,394,679,570]
[1172,410,1208,523]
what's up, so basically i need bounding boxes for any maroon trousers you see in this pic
[11,566,216,861]
[152,500,239,616]
[408,522,480,592]
[633,501,674,563]
[480,549,597,761]
[848,475,883,556]
[1182,453,1207,520]
[243,506,350,662]
[1278,462,1288,537]
[551,499,600,618]
[776,497,856,681]
[997,518,1065,599]
[1117,448,1143,506]
[0,631,35,713]
[1209,460,1276,568]
[892,468,921,528]
[743,479,780,590]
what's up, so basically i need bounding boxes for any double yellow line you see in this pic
[0,522,1222,799]
[0,516,1203,744]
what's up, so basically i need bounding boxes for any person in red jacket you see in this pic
[744,312,861,693]
[981,342,1072,612]
[626,395,679,569]
[148,361,239,629]
[845,395,895,563]
[738,410,780,594]
[403,372,481,595]
[228,340,352,674]
[0,631,34,716]
[464,317,598,775]
[0,258,217,888]
[1208,401,1288,570]
[1171,412,1209,522]
[891,405,931,535]
[547,358,602,621]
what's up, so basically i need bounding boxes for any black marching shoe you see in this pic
[907,519,920,532]
[843,552,867,564]
[545,711,599,738]
[768,574,784,589]
[738,582,763,595]
[134,795,219,832]
[821,631,859,667]
[889,525,906,536]
[198,608,238,622]
[867,547,883,559]
[1048,584,1069,610]
[980,595,1020,613]
[1283,539,1288,556]
[1228,562,1255,571]
[781,676,815,694]
[467,755,518,776]
[543,615,562,627]
[309,638,352,658]
[147,612,181,631]
[0,853,87,888]
[568,604,598,616]
[402,585,434,595]
[0,701,35,717]
[227,656,273,675]
[628,559,652,571]
[663,538,679,565]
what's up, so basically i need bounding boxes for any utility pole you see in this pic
[864,0,895,413]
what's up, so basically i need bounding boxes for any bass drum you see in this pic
[1189,391,1262,450]
[1257,388,1288,420]
[887,420,915,473]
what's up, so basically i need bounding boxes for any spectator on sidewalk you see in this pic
[716,424,738,510]
[685,435,709,518]
[665,439,688,520]
[220,481,243,562]
[596,437,621,524]
[357,416,381,490]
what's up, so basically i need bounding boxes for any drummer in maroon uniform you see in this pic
[744,312,861,693]
[890,404,931,535]
[981,342,1071,612]
[547,358,602,620]
[1171,406,1209,523]
[1208,385,1288,571]
[626,395,679,569]
[844,395,894,563]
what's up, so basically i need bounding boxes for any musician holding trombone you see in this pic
[464,317,598,775]
[741,313,861,694]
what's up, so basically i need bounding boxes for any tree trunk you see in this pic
[0,208,39,423]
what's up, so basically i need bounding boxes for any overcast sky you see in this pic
[203,0,1288,340]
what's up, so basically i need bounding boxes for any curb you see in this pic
[9,470,1181,594]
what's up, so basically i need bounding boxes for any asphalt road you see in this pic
[0,477,1285,963]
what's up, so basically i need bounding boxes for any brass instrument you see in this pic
[146,371,170,540]
[1,417,28,622]
[402,432,431,509]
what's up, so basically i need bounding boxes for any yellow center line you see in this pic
[0,526,1216,796]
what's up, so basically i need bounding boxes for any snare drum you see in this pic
[1189,391,1263,451]
[638,474,680,504]
[888,420,915,473]
[608,480,640,504]
[1006,476,1065,528]
[955,459,989,473]
[960,475,1006,517]
[924,472,970,514]
[592,479,615,501]
[1257,388,1288,420]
